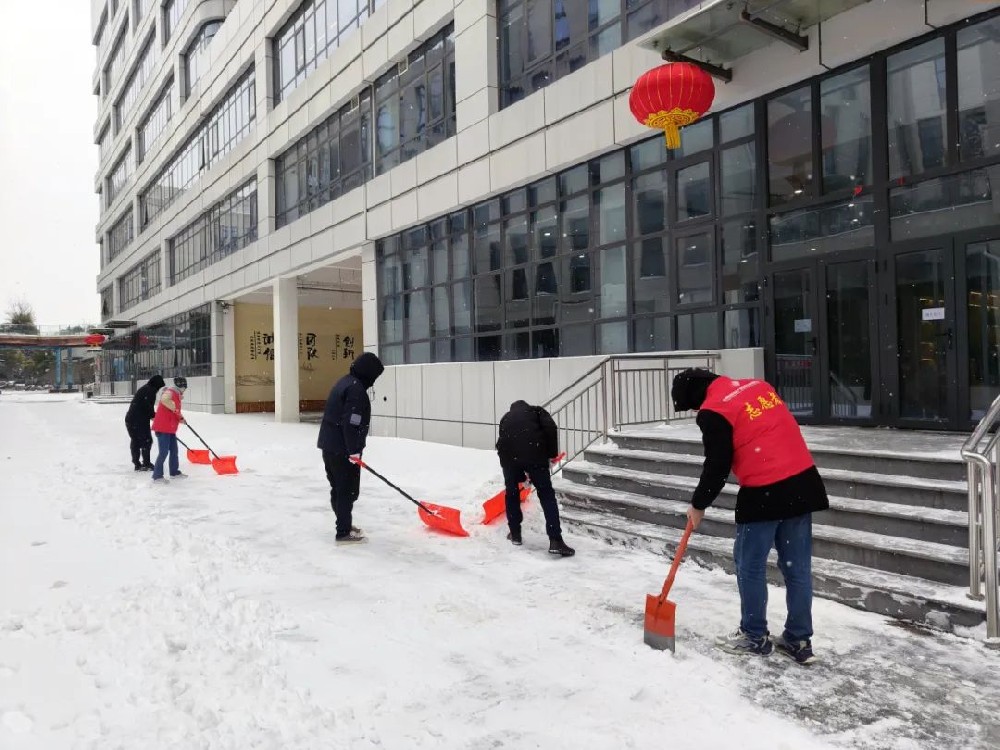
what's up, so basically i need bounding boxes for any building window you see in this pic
[958,15,1000,162]
[374,26,456,175]
[98,304,212,381]
[138,80,173,162]
[819,65,872,194]
[97,123,111,163]
[106,146,133,207]
[275,90,372,227]
[103,18,130,96]
[114,33,157,133]
[767,84,813,205]
[274,0,384,102]
[497,0,693,109]
[140,68,255,228]
[170,180,257,284]
[107,209,135,263]
[163,0,189,43]
[184,20,222,95]
[119,251,162,311]
[100,285,113,321]
[887,38,947,181]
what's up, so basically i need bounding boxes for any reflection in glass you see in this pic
[533,328,559,358]
[561,324,594,356]
[675,118,713,157]
[504,215,529,266]
[820,66,872,193]
[768,85,813,204]
[967,241,1000,420]
[676,233,713,305]
[599,321,629,354]
[432,286,450,337]
[634,316,671,352]
[721,219,759,304]
[405,290,430,339]
[890,168,999,241]
[561,196,590,252]
[452,280,472,336]
[676,162,711,221]
[633,169,668,235]
[724,308,760,349]
[677,312,720,349]
[720,103,754,142]
[826,262,872,418]
[896,249,948,420]
[958,17,1000,161]
[474,274,502,332]
[408,341,431,364]
[599,246,627,318]
[770,196,875,261]
[721,144,756,215]
[598,184,627,245]
[773,269,815,417]
[887,38,947,180]
[632,238,669,315]
[474,222,501,274]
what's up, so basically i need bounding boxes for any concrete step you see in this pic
[559,505,985,632]
[554,480,970,586]
[563,461,969,548]
[609,431,967,483]
[585,445,968,511]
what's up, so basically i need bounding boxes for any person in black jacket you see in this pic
[125,374,165,471]
[496,400,574,556]
[317,352,385,543]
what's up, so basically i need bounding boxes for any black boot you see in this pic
[548,536,575,557]
[507,527,522,546]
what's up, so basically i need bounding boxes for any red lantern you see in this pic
[629,62,716,150]
[84,334,106,347]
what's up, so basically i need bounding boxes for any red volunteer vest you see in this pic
[700,378,814,488]
[151,387,182,434]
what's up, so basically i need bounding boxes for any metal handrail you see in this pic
[541,351,720,467]
[960,392,1000,647]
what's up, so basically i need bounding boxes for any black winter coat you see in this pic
[496,400,559,468]
[317,352,385,456]
[125,375,165,425]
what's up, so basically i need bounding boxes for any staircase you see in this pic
[554,425,986,632]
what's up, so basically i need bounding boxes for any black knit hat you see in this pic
[174,376,188,390]
[671,368,719,412]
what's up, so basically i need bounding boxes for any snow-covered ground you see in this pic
[1,393,997,749]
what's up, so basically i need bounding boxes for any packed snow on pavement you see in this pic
[1,393,998,749]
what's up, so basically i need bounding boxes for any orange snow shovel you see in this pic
[644,520,694,652]
[350,457,468,537]
[176,436,211,465]
[185,422,239,475]
[480,453,566,524]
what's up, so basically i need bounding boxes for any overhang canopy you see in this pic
[639,0,873,80]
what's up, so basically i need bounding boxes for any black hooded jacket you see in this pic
[317,352,385,456]
[125,375,165,426]
[671,368,828,524]
[496,400,559,468]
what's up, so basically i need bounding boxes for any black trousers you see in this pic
[126,420,153,468]
[502,462,562,538]
[322,451,361,537]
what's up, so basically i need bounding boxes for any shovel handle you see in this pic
[350,457,438,516]
[658,520,694,600]
[184,422,220,460]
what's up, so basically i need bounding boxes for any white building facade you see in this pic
[92,0,1000,444]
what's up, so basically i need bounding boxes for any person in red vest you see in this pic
[671,368,829,665]
[151,376,188,482]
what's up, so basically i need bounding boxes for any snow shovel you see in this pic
[350,457,468,537]
[480,453,566,524]
[184,422,239,475]
[176,436,211,465]
[644,520,694,652]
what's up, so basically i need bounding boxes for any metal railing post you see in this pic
[601,359,610,442]
[985,443,1000,647]
[968,460,984,601]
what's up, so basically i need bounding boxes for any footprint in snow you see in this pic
[50,581,69,589]
[30,541,47,547]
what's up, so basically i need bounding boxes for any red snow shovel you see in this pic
[176,436,211,465]
[480,453,566,524]
[350,457,468,537]
[644,520,694,652]
[185,422,239,475]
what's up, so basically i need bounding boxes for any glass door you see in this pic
[964,237,1000,424]
[887,244,959,427]
[824,260,876,420]
[770,267,819,419]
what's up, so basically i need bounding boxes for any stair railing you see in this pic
[960,392,1000,647]
[542,351,721,467]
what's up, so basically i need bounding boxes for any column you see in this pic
[273,277,300,422]
[223,302,237,414]
[54,348,63,390]
[67,351,74,388]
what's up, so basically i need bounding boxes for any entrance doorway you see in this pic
[884,233,1000,429]
[766,253,877,423]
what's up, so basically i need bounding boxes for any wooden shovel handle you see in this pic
[659,520,694,600]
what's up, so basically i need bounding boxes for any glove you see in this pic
[349,453,362,465]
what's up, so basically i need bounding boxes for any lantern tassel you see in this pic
[663,124,681,150]
[644,108,701,150]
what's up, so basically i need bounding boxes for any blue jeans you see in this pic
[152,432,179,479]
[733,513,814,642]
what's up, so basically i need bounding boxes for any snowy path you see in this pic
[1,394,997,749]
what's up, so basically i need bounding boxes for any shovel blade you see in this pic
[211,456,239,475]
[186,448,211,465]
[643,594,677,652]
[480,483,533,524]
[418,503,469,537]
